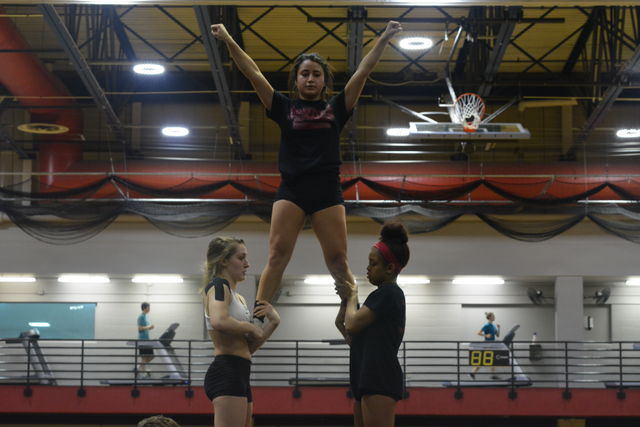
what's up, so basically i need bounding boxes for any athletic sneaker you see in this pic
[491,375,501,380]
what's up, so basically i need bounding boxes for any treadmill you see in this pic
[443,324,532,388]
[0,328,57,385]
[102,322,189,386]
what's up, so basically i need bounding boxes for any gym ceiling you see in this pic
[1,1,640,164]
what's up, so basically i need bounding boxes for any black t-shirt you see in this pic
[350,283,406,398]
[266,91,351,180]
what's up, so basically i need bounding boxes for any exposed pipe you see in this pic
[0,9,83,189]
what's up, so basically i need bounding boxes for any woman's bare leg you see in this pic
[213,396,249,427]
[311,204,355,290]
[256,200,306,302]
[361,394,397,427]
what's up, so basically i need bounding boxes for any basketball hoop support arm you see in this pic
[441,26,465,107]
[480,97,518,124]
[376,95,438,124]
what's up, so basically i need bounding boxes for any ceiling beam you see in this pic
[38,5,127,144]
[562,7,599,75]
[346,6,365,75]
[477,6,520,98]
[571,43,640,152]
[194,5,244,158]
[107,6,137,61]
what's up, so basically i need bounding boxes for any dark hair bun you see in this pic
[380,222,408,244]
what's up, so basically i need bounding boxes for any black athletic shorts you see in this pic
[139,346,154,357]
[350,360,403,402]
[276,173,343,215]
[204,354,252,402]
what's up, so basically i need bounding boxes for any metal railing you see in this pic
[1,338,639,393]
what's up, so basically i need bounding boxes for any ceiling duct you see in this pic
[0,9,83,189]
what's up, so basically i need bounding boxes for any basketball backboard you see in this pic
[408,122,531,140]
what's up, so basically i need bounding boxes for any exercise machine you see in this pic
[0,328,57,385]
[443,325,532,388]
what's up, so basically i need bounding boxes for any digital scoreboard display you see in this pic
[468,349,510,366]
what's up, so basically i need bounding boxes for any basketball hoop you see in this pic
[453,93,486,132]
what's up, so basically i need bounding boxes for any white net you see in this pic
[453,93,486,132]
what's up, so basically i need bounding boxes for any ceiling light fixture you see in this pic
[132,274,184,284]
[399,37,433,50]
[0,274,36,283]
[303,275,335,285]
[133,63,165,75]
[452,276,505,285]
[616,129,640,138]
[58,274,110,284]
[28,322,51,328]
[386,128,411,137]
[162,126,189,137]
[397,275,430,285]
[625,278,640,286]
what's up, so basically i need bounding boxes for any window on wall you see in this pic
[0,303,96,339]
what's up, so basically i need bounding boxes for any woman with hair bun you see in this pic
[335,223,409,427]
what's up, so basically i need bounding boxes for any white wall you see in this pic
[1,217,640,342]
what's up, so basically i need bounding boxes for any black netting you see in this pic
[476,213,585,242]
[3,177,640,244]
[483,181,609,206]
[0,200,123,245]
[348,205,462,234]
[358,177,483,201]
[0,177,111,199]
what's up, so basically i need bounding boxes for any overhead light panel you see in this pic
[28,322,51,328]
[452,276,505,285]
[132,274,184,284]
[58,274,110,284]
[303,275,335,285]
[133,63,165,75]
[399,37,433,50]
[626,278,640,286]
[616,129,640,138]
[0,274,36,283]
[162,126,189,137]
[397,275,430,286]
[386,128,411,137]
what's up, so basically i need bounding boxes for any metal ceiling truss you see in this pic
[194,5,244,158]
[109,6,136,61]
[39,4,127,144]
[477,6,520,97]
[572,7,640,153]
[287,7,346,73]
[345,6,365,152]
[66,5,120,61]
[238,6,293,67]
[155,6,203,62]
[563,7,600,75]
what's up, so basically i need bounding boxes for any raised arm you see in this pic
[343,20,402,112]
[211,24,274,110]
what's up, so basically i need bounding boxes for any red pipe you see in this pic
[0,11,83,189]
